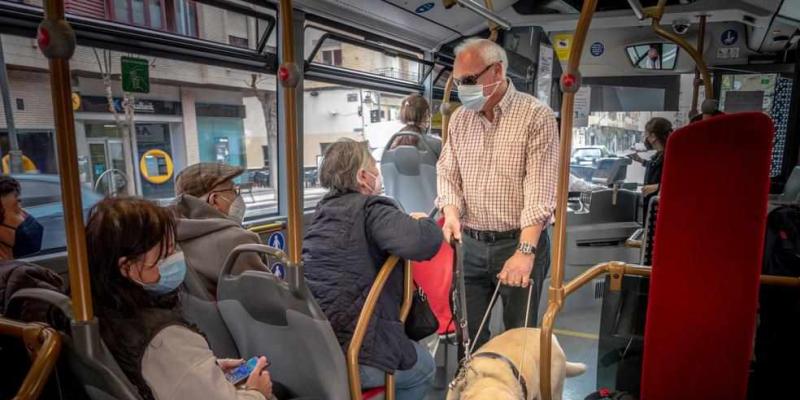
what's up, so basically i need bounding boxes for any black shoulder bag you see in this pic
[405,285,439,341]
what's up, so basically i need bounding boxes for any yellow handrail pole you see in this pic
[42,0,93,322]
[539,0,599,399]
[383,261,415,400]
[689,15,708,117]
[0,319,62,400]
[277,0,302,265]
[347,256,401,400]
[645,0,713,101]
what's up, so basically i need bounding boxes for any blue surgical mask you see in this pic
[142,252,187,295]
[457,81,501,111]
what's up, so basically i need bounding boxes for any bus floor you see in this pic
[425,287,602,400]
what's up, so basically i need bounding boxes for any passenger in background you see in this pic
[0,176,43,260]
[174,163,266,299]
[303,139,442,400]
[86,197,273,400]
[690,109,724,123]
[389,93,442,158]
[627,117,673,218]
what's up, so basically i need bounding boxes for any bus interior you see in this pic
[1,0,799,399]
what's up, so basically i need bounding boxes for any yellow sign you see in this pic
[71,92,81,111]
[553,33,574,62]
[139,149,174,184]
[1,154,38,173]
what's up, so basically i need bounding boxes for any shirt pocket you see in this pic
[493,136,527,180]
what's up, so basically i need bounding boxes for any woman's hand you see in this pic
[641,184,659,197]
[216,359,243,374]
[409,212,428,220]
[245,357,272,398]
[626,153,644,164]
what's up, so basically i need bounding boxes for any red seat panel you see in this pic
[412,218,456,335]
[640,113,773,399]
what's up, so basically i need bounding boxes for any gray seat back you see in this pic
[779,166,800,202]
[380,132,438,213]
[180,266,240,359]
[216,244,349,400]
[8,288,141,400]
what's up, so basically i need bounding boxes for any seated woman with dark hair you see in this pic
[86,197,273,400]
[0,175,43,260]
[303,138,443,400]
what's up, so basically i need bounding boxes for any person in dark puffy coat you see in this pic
[303,138,442,400]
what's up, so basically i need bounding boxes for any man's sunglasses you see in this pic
[210,186,241,197]
[453,63,497,87]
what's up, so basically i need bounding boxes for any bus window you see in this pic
[719,73,794,177]
[303,80,408,207]
[1,30,279,253]
[305,26,431,84]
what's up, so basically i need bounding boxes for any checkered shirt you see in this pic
[436,81,559,231]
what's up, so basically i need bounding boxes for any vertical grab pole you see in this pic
[277,0,302,265]
[40,0,92,322]
[689,15,707,118]
[539,1,599,399]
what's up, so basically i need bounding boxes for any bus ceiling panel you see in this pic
[294,0,458,51]
[381,0,516,36]
[506,0,778,32]
[749,0,800,53]
[548,21,768,78]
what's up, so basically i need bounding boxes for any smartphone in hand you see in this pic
[224,356,269,385]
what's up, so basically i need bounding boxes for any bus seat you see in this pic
[8,288,141,400]
[640,113,772,399]
[216,244,350,399]
[380,132,438,214]
[180,266,240,358]
[778,165,800,202]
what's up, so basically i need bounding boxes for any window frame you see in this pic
[305,29,434,85]
[107,0,168,31]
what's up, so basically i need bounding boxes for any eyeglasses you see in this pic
[453,63,497,87]
[210,186,241,197]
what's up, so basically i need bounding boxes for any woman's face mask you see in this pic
[1,213,43,258]
[138,252,187,295]
[360,169,383,196]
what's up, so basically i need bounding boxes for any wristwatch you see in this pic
[517,241,537,256]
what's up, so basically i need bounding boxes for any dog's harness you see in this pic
[470,351,529,400]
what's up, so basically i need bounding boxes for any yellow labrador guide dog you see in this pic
[447,328,586,400]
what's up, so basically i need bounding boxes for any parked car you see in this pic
[571,146,613,166]
[14,174,103,254]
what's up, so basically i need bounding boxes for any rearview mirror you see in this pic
[626,43,678,70]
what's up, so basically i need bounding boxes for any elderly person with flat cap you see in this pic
[174,163,266,298]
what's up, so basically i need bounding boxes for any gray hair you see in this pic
[454,38,508,75]
[319,138,375,194]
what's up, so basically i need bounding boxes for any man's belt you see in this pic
[463,228,520,243]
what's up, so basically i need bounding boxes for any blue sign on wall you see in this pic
[590,42,604,57]
[271,263,285,280]
[415,2,434,13]
[268,232,286,251]
[721,29,738,46]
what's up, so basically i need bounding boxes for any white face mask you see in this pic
[363,170,382,196]
[228,195,246,225]
[457,80,501,111]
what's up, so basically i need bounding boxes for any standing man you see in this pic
[437,38,559,350]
